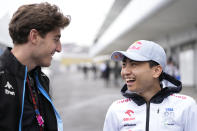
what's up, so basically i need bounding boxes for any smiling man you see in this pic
[0,2,70,131]
[103,40,197,131]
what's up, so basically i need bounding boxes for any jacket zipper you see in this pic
[146,101,150,131]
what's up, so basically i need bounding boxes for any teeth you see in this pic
[126,79,135,83]
[126,79,134,81]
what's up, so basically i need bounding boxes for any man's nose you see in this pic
[56,43,62,52]
[122,66,132,75]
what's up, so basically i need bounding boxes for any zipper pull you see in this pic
[157,108,160,114]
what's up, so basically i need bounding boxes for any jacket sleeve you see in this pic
[103,103,119,131]
[183,103,197,131]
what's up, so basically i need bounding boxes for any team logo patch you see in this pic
[162,108,175,126]
[4,81,15,96]
[127,41,142,51]
[123,109,136,128]
[123,110,135,121]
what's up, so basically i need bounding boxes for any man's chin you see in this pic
[40,62,51,67]
[127,85,136,92]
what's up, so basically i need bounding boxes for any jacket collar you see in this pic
[121,73,182,106]
[0,47,26,78]
[0,47,41,78]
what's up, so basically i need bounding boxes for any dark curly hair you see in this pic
[9,2,70,44]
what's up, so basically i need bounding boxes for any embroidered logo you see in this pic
[4,81,13,89]
[123,110,135,121]
[114,53,124,60]
[125,110,134,117]
[117,98,131,104]
[123,110,136,127]
[4,81,15,96]
[127,41,142,50]
[162,108,175,126]
[171,94,187,100]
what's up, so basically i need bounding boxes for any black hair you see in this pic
[148,60,164,81]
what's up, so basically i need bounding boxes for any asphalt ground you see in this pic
[50,66,197,131]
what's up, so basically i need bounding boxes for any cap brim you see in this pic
[111,51,150,62]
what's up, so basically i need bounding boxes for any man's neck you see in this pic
[138,82,161,102]
[11,44,36,71]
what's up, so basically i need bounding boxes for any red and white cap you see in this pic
[111,40,167,70]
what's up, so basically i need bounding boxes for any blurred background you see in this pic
[0,0,197,130]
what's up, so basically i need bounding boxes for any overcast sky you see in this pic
[0,0,115,47]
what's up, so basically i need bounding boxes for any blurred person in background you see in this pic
[82,64,88,79]
[165,57,176,77]
[0,2,70,131]
[113,61,121,87]
[164,57,180,87]
[103,40,197,131]
[91,63,97,79]
[102,61,111,87]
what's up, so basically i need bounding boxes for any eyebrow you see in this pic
[55,34,61,38]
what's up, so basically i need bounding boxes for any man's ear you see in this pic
[29,29,39,45]
[152,65,163,78]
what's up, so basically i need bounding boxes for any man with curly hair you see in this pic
[0,2,70,131]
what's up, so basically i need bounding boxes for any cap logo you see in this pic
[128,41,142,51]
[114,53,123,60]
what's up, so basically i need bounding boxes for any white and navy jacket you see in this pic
[103,73,197,131]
